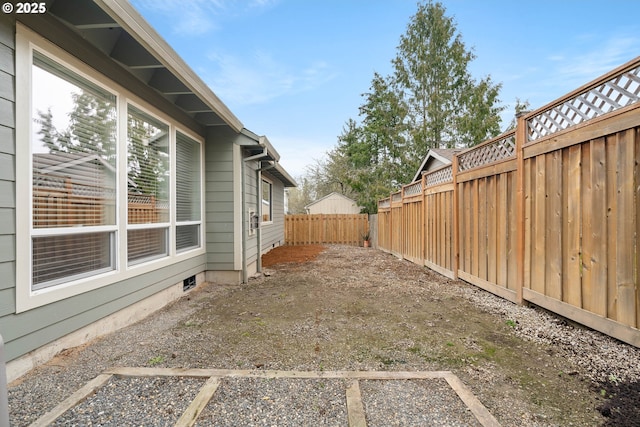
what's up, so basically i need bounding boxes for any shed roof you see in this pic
[412,148,461,182]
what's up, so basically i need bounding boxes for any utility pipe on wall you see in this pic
[0,334,9,427]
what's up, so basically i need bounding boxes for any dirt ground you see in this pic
[9,244,639,426]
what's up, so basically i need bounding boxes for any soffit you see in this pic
[45,0,243,131]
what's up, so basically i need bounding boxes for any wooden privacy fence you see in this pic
[378,56,640,348]
[285,214,369,246]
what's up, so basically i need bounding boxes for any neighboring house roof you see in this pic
[34,152,115,174]
[304,192,358,210]
[412,148,461,182]
[40,0,243,132]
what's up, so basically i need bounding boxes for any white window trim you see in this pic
[261,176,274,226]
[15,24,205,312]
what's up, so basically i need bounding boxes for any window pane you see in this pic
[262,180,272,222]
[128,228,168,263]
[176,132,201,222]
[176,224,200,252]
[32,53,117,229]
[32,232,114,289]
[127,106,170,224]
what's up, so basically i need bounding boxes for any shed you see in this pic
[0,0,296,382]
[305,192,361,214]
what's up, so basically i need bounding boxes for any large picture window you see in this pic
[17,25,205,309]
[31,52,117,289]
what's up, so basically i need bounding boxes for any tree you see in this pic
[36,90,117,163]
[392,1,504,156]
[457,76,504,145]
[505,98,531,131]
[333,73,411,213]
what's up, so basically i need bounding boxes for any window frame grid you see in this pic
[15,24,205,313]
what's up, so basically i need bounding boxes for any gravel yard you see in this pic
[8,245,640,426]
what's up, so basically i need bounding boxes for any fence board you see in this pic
[532,157,546,295]
[477,179,487,281]
[590,138,608,317]
[606,135,619,321]
[545,150,563,301]
[581,142,594,312]
[563,145,582,307]
[617,130,636,327]
[507,172,517,291]
[487,176,497,285]
[497,175,508,288]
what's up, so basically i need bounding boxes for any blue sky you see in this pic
[130,0,640,178]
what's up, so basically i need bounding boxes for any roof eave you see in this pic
[95,0,244,132]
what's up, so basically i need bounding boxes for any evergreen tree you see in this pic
[392,1,504,156]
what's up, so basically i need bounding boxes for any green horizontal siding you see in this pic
[205,127,237,273]
[0,261,14,291]
[0,288,14,316]
[0,255,206,361]
[0,125,14,155]
[261,171,286,252]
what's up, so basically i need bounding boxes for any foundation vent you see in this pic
[183,275,196,292]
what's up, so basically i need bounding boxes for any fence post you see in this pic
[514,112,528,305]
[452,155,460,280]
[421,173,426,264]
[0,334,9,427]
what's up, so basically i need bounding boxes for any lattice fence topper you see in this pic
[457,133,516,172]
[391,192,402,203]
[528,64,640,142]
[379,198,390,209]
[403,180,422,197]
[424,165,453,187]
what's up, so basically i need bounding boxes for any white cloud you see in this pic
[268,135,332,178]
[131,0,277,37]
[202,50,337,106]
[545,34,639,89]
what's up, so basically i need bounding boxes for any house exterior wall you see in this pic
[307,193,360,214]
[205,126,240,282]
[0,10,291,377]
[242,161,285,277]
[0,15,209,371]
[261,170,285,253]
[0,15,16,346]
